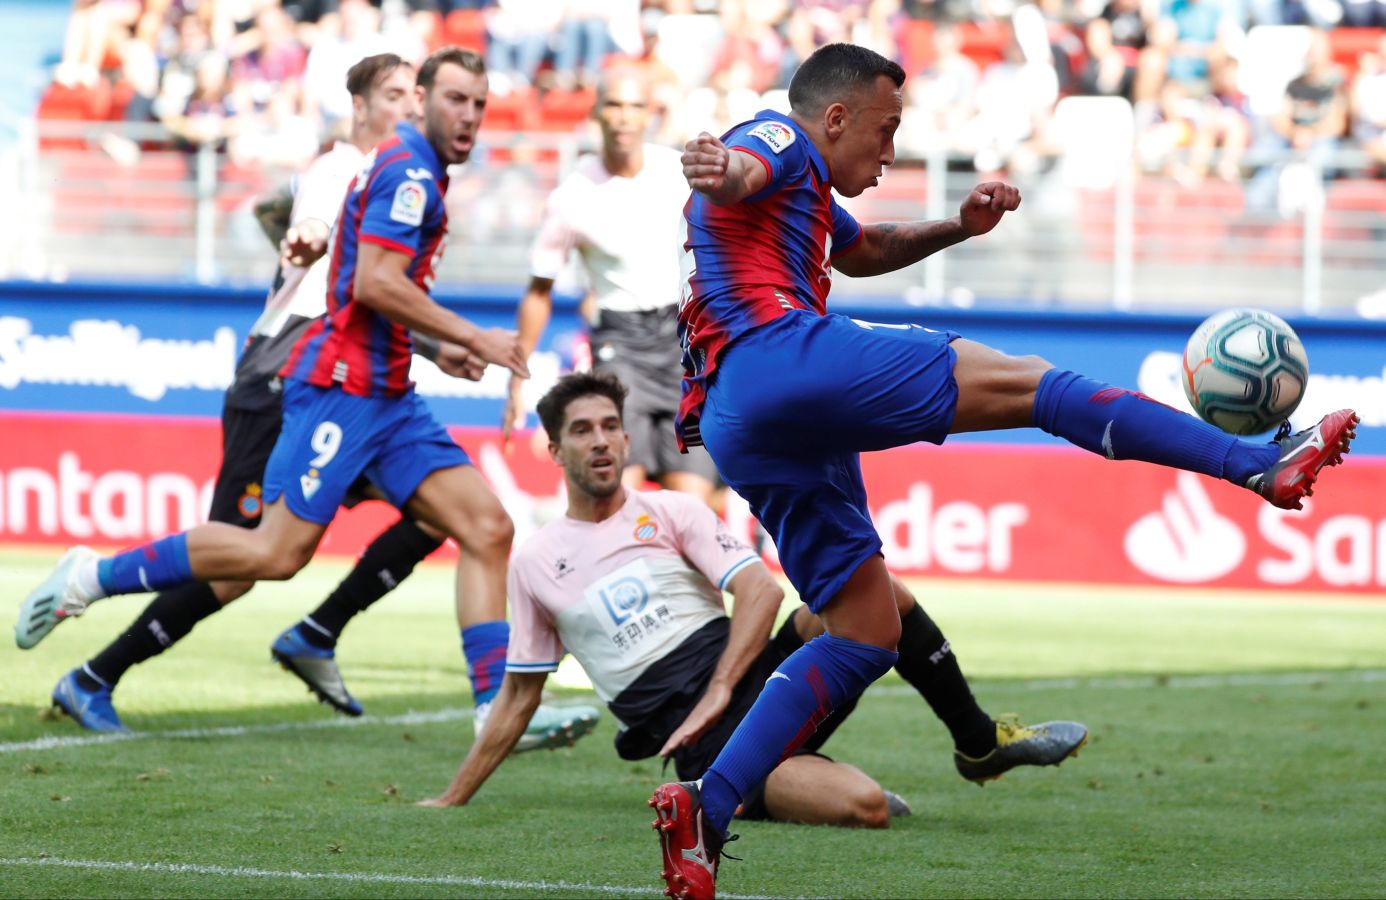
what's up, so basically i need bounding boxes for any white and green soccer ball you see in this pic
[1182,308,1309,435]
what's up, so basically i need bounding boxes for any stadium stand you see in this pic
[1,1,1381,312]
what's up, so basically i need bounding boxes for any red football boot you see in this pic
[649,781,736,900]
[1246,410,1359,511]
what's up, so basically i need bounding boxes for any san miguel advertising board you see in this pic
[2,281,1384,594]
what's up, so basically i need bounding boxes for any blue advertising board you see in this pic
[2,280,1383,454]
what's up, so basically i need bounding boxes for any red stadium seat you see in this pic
[1329,27,1384,76]
[957,22,1009,71]
[443,9,487,53]
[36,81,113,149]
[899,19,936,74]
[535,88,595,133]
[482,87,536,132]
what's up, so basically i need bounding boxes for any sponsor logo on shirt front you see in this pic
[748,121,796,154]
[390,181,427,226]
[583,559,675,654]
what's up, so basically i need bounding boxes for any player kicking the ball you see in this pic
[417,372,1086,819]
[652,42,1358,899]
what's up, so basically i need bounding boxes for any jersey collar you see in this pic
[755,108,829,185]
[395,121,447,181]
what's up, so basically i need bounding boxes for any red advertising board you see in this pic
[3,412,1385,593]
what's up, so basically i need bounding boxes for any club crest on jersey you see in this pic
[633,514,659,543]
[390,181,427,226]
[300,469,322,500]
[238,483,263,519]
[748,121,795,154]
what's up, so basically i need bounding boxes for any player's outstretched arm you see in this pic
[659,563,784,758]
[681,132,769,207]
[417,672,546,808]
[834,182,1022,278]
[355,242,530,378]
[503,276,556,442]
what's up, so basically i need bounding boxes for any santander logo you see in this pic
[1124,473,1246,582]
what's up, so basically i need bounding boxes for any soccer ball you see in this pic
[1182,308,1309,435]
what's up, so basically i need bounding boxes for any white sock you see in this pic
[74,557,106,602]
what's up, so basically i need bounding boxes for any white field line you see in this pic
[0,706,475,754]
[0,856,778,899]
[871,667,1386,697]
[4,669,1383,757]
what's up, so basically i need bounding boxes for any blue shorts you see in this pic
[263,380,470,525]
[699,311,960,612]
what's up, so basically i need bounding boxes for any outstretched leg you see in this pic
[947,339,1355,510]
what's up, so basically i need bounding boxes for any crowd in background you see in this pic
[47,0,1386,194]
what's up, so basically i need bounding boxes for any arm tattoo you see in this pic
[857,218,968,276]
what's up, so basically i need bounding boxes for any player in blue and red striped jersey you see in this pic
[651,42,1359,900]
[17,47,597,748]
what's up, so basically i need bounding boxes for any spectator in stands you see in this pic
[1351,35,1386,170]
[163,52,243,155]
[1150,0,1235,95]
[1136,58,1248,183]
[56,0,141,88]
[1196,55,1251,181]
[1246,29,1348,214]
[233,3,310,114]
[899,21,978,155]
[1080,0,1164,104]
[485,0,564,94]
[302,0,391,135]
[553,0,615,91]
[154,12,225,124]
[711,0,791,95]
[1339,0,1386,26]
[783,0,857,75]
[967,26,1059,174]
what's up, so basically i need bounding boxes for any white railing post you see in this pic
[923,142,946,300]
[1302,159,1324,316]
[194,141,217,283]
[1113,160,1135,311]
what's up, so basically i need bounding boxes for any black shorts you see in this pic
[212,402,373,527]
[591,308,719,485]
[670,615,857,821]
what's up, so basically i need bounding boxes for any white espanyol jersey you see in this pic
[506,490,759,720]
[528,144,689,313]
[250,141,365,338]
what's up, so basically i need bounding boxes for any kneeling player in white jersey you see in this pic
[418,371,1086,819]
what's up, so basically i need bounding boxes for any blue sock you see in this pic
[699,633,898,836]
[461,621,509,707]
[1032,369,1278,486]
[96,534,193,596]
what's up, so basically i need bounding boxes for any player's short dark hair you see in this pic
[536,371,628,442]
[417,46,486,91]
[787,43,906,116]
[345,53,410,99]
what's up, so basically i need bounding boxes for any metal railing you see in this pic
[5,118,1383,316]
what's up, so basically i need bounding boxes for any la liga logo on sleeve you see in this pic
[748,121,796,154]
[390,181,427,225]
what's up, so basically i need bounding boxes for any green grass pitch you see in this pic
[2,546,1385,899]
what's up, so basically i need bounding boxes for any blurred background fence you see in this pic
[3,116,1382,315]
